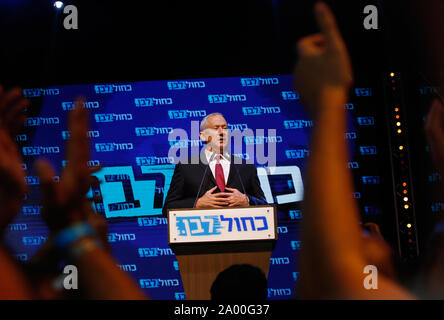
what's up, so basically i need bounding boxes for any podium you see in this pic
[168,205,277,300]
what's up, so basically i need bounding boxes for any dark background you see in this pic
[0,0,421,87]
[1,0,439,285]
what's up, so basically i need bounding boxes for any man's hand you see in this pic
[35,98,100,233]
[195,186,249,208]
[0,86,29,233]
[195,186,230,208]
[425,98,444,177]
[225,187,249,207]
[293,2,353,113]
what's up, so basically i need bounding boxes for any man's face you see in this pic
[200,115,229,152]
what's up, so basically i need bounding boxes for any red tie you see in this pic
[215,154,225,192]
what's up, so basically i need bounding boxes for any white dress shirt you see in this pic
[205,148,230,184]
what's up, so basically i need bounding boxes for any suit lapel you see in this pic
[226,162,235,187]
[225,155,248,189]
[198,153,216,186]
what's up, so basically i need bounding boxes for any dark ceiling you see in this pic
[0,0,421,88]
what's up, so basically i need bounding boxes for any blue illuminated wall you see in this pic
[4,75,383,300]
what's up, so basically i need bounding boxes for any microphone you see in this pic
[193,151,216,207]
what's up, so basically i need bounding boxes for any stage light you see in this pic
[396,122,401,126]
[403,197,408,202]
[402,182,407,187]
[390,72,395,77]
[394,107,399,112]
[399,145,404,150]
[396,115,400,119]
[404,204,409,209]
[397,129,402,134]
[403,190,408,194]
[54,1,64,9]
[407,223,412,228]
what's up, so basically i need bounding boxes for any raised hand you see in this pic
[0,86,29,232]
[35,98,100,233]
[293,2,353,113]
[425,98,444,177]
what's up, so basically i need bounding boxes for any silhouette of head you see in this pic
[210,264,268,300]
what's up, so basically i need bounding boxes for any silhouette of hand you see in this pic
[0,86,29,232]
[293,2,353,113]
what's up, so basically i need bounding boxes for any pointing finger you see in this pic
[314,2,344,51]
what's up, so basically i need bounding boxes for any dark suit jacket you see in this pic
[162,153,267,216]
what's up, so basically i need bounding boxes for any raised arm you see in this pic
[36,99,148,300]
[295,2,414,299]
[0,86,33,299]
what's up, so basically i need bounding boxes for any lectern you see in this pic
[168,205,277,300]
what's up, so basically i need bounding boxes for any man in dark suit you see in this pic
[162,112,267,216]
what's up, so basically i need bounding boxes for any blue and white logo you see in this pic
[242,106,280,116]
[208,94,246,103]
[94,84,132,94]
[168,110,206,119]
[169,207,275,244]
[167,81,205,90]
[241,77,279,86]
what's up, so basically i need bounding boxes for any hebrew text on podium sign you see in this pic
[168,206,276,244]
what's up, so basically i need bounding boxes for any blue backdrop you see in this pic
[3,74,381,300]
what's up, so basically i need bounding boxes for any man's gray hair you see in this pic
[200,112,225,131]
